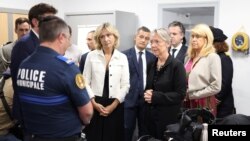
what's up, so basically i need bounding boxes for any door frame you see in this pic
[158,1,219,28]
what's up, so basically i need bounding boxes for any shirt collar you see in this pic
[134,46,146,54]
[32,29,39,38]
[97,49,120,59]
[171,43,182,51]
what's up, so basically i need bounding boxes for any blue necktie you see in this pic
[138,51,144,90]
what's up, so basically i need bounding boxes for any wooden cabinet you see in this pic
[0,8,28,46]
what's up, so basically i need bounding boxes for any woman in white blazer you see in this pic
[184,24,222,116]
[83,22,130,141]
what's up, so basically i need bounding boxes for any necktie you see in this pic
[172,49,177,58]
[138,51,144,90]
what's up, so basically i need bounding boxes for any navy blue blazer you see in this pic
[79,52,89,73]
[10,30,39,120]
[173,45,188,63]
[11,30,39,81]
[123,47,156,108]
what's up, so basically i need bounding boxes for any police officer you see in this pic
[15,15,93,141]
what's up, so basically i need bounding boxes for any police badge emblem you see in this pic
[75,74,85,89]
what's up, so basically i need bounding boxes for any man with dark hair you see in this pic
[10,3,57,121]
[123,26,156,141]
[0,17,30,76]
[16,15,93,141]
[79,30,96,72]
[168,21,188,63]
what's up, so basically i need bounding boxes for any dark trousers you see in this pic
[124,103,146,141]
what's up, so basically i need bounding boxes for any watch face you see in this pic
[235,35,244,47]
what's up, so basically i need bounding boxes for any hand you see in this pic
[215,98,221,104]
[100,105,114,117]
[91,99,106,115]
[144,89,153,103]
[100,99,119,117]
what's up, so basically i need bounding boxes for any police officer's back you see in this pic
[15,16,93,141]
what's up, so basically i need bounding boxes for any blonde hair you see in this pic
[94,22,120,50]
[187,24,215,59]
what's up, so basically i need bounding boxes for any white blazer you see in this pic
[83,49,130,103]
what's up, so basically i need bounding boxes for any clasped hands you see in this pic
[92,99,119,117]
[144,89,153,104]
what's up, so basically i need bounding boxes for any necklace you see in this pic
[157,62,164,70]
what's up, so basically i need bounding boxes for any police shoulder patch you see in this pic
[56,55,74,65]
[75,74,85,89]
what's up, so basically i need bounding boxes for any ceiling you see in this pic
[163,7,214,16]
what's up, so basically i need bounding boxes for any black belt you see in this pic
[29,134,82,141]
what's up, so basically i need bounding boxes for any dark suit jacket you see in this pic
[79,52,89,73]
[123,47,156,108]
[173,45,188,63]
[10,30,39,120]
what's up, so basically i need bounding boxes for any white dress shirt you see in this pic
[170,43,182,58]
[135,46,146,89]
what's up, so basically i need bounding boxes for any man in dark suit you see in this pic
[10,3,57,121]
[168,21,188,63]
[79,30,95,73]
[123,26,156,141]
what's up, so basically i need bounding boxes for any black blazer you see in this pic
[144,56,186,139]
[173,45,188,63]
[216,52,235,118]
[123,47,156,108]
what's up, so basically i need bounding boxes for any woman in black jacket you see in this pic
[143,28,186,140]
[210,26,235,118]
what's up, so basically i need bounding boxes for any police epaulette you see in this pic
[56,55,74,65]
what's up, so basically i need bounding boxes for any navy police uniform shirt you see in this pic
[16,46,90,138]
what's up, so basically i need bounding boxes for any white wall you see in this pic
[0,0,64,17]
[61,0,158,30]
[62,0,250,115]
[218,0,250,115]
[1,0,250,115]
[191,15,214,26]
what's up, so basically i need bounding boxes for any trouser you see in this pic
[124,104,146,141]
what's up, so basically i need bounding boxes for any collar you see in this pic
[134,46,146,54]
[32,29,39,38]
[96,49,120,59]
[171,43,182,51]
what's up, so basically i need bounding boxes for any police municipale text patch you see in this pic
[75,74,85,89]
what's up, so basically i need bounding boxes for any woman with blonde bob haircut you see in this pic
[83,22,130,141]
[184,24,222,116]
[94,22,120,50]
